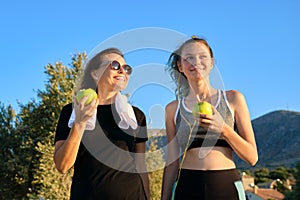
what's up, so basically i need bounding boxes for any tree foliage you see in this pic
[284,162,300,200]
[25,53,85,199]
[0,103,27,199]
[146,137,165,200]
[254,167,271,184]
[269,166,291,181]
[293,162,300,199]
[0,52,86,199]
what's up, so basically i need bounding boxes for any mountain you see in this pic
[147,110,300,169]
[235,110,300,169]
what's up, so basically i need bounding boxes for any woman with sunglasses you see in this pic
[54,48,150,200]
[161,37,258,200]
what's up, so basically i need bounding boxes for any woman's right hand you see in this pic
[74,96,98,125]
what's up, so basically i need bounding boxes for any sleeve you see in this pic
[133,106,148,143]
[54,103,73,144]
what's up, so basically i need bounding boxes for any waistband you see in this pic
[179,168,240,184]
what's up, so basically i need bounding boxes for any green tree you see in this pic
[0,103,28,199]
[269,166,291,181]
[24,53,86,199]
[254,167,271,184]
[292,162,300,199]
[284,162,300,200]
[146,137,165,200]
[0,52,86,199]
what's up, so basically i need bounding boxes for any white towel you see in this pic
[115,92,138,130]
[68,109,97,130]
[68,92,137,130]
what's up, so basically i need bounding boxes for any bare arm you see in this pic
[53,97,98,174]
[199,90,258,166]
[161,101,180,200]
[224,90,258,166]
[135,142,150,200]
[54,123,85,174]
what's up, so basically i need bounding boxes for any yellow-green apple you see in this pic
[76,88,97,105]
[192,101,213,117]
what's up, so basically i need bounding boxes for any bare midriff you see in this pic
[182,146,236,170]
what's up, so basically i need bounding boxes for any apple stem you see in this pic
[196,94,201,103]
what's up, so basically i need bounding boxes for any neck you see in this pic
[97,88,118,105]
[187,79,214,102]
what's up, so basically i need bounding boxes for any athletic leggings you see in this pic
[174,168,246,200]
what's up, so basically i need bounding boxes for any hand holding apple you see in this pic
[192,101,213,117]
[76,88,97,105]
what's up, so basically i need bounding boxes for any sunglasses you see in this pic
[108,60,132,75]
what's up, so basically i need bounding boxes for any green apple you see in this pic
[192,101,213,117]
[76,88,97,105]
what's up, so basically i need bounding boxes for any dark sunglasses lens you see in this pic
[123,65,132,75]
[111,60,121,70]
[110,60,132,75]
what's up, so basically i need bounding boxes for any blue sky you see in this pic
[0,0,299,129]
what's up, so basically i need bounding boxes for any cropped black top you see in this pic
[175,90,235,150]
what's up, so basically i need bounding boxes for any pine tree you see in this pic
[0,103,27,199]
[0,52,87,199]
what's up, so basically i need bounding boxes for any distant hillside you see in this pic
[235,110,300,169]
[147,110,300,169]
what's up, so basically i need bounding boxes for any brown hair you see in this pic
[167,36,214,98]
[75,48,124,93]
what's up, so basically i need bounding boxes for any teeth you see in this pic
[115,76,125,81]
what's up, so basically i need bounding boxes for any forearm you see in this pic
[161,161,179,200]
[54,123,85,173]
[222,124,258,166]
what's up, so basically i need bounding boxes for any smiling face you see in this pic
[179,41,214,81]
[92,53,131,91]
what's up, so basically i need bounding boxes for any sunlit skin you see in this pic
[179,42,214,82]
[161,41,258,200]
[92,53,130,104]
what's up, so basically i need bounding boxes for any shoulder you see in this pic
[165,100,180,122]
[60,103,73,116]
[132,105,144,115]
[131,106,148,132]
[132,106,146,120]
[165,100,179,112]
[225,90,249,114]
[225,90,246,104]
[63,102,73,110]
[57,103,73,122]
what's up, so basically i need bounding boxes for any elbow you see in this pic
[247,144,258,166]
[249,160,257,167]
[55,163,69,174]
[57,166,68,174]
[53,157,69,174]
[248,154,258,167]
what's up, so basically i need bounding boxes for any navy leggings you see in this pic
[174,168,246,200]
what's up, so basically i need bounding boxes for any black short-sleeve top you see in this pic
[54,103,148,200]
